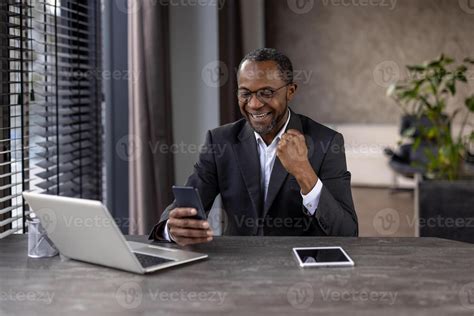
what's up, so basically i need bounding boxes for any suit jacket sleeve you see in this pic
[312,132,358,236]
[148,130,220,240]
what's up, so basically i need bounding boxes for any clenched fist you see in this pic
[276,129,319,195]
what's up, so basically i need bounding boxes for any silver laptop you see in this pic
[23,192,208,274]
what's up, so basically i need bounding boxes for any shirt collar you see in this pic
[254,109,291,146]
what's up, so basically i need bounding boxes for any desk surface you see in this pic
[1,235,474,315]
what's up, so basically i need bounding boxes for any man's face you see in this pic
[237,60,296,136]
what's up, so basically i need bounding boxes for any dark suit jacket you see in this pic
[149,109,358,239]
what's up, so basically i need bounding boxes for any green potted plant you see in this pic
[387,54,474,243]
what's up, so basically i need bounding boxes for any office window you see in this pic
[0,0,102,238]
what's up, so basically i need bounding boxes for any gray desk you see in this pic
[1,235,474,315]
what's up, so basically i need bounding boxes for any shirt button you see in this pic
[307,204,312,208]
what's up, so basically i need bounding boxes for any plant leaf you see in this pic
[412,137,421,151]
[386,83,396,97]
[443,56,454,65]
[466,96,474,112]
[407,65,426,72]
[458,74,467,83]
[447,79,456,95]
[427,127,438,139]
[402,127,416,138]
[450,108,461,123]
[463,57,474,64]
[419,95,433,109]
[456,65,468,73]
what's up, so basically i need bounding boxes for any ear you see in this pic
[286,83,298,102]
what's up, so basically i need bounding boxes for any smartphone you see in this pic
[171,186,207,220]
[292,247,355,268]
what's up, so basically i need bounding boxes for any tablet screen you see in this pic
[295,248,350,263]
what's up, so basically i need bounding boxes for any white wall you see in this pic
[330,124,414,188]
[169,3,267,235]
[169,6,220,185]
[330,123,471,188]
[169,5,223,234]
[240,0,265,53]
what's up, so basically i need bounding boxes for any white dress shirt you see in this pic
[164,110,323,241]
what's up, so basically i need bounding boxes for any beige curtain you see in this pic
[128,1,174,234]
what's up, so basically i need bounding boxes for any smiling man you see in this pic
[149,48,358,245]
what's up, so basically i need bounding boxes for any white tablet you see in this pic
[292,247,355,268]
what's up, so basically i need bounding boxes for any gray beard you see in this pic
[251,116,278,135]
[250,105,288,136]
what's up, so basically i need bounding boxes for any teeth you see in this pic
[252,112,269,119]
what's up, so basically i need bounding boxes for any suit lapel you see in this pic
[233,123,262,217]
[262,110,304,218]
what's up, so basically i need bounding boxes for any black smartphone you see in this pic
[171,186,207,220]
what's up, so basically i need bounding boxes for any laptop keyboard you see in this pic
[134,252,174,268]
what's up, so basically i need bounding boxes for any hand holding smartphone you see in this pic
[172,186,207,220]
[167,186,213,246]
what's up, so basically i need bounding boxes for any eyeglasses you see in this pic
[236,84,289,104]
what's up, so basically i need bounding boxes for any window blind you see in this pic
[0,0,102,239]
[0,0,33,238]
